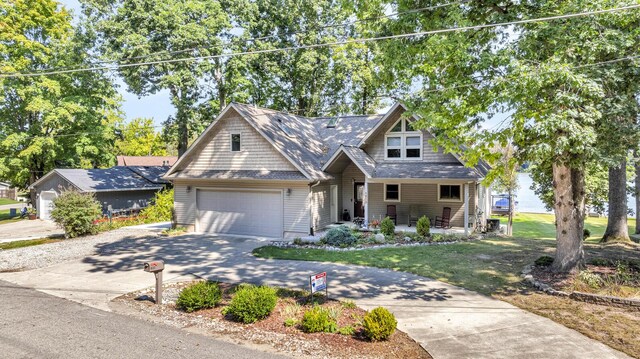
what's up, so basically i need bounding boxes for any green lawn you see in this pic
[0,209,24,224]
[0,198,19,205]
[512,212,636,241]
[0,238,61,250]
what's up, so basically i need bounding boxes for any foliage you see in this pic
[379,217,395,236]
[416,216,430,237]
[140,189,174,223]
[50,191,102,238]
[341,300,357,309]
[0,0,122,188]
[337,325,355,336]
[583,228,591,240]
[301,306,337,333]
[534,256,554,267]
[161,226,187,236]
[176,281,222,312]
[223,285,278,323]
[577,270,604,289]
[284,318,298,327]
[362,307,397,341]
[321,225,356,247]
[369,219,380,229]
[115,118,169,156]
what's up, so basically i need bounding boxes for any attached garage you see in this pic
[196,189,284,238]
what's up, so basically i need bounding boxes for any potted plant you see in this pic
[27,207,37,220]
[369,219,380,229]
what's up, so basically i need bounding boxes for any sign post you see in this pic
[309,272,328,303]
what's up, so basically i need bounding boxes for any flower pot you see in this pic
[28,214,36,220]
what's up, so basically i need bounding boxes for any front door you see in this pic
[354,182,364,218]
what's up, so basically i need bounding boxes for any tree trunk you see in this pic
[635,153,640,234]
[602,158,630,242]
[551,163,586,273]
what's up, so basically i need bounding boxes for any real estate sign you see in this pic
[310,272,327,294]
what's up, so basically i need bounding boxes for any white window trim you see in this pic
[384,183,401,202]
[438,184,463,202]
[230,133,241,152]
[384,119,423,161]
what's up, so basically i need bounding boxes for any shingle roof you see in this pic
[313,115,384,162]
[116,156,177,166]
[373,163,484,180]
[53,167,164,192]
[168,170,308,181]
[340,146,377,176]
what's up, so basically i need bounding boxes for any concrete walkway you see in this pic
[0,219,64,243]
[0,233,629,359]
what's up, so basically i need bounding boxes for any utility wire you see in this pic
[2,4,637,79]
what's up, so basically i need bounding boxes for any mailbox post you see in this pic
[143,260,165,305]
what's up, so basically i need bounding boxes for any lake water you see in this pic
[505,173,636,215]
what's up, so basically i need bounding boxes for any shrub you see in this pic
[534,255,554,267]
[577,270,603,289]
[416,216,430,237]
[176,281,222,312]
[301,306,337,333]
[321,225,356,247]
[337,325,355,336]
[284,318,298,327]
[341,300,357,309]
[223,285,278,323]
[380,217,395,236]
[51,190,102,238]
[583,228,591,240]
[140,189,174,223]
[362,307,397,341]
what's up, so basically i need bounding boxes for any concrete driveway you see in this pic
[0,233,629,359]
[0,219,63,243]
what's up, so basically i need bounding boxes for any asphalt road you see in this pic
[0,280,285,359]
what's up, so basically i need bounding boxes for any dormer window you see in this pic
[384,118,422,160]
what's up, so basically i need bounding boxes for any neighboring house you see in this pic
[0,181,17,200]
[30,166,171,220]
[117,156,178,167]
[164,102,491,239]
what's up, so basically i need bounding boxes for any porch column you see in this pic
[464,183,469,235]
[363,181,369,227]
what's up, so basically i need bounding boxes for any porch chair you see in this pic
[434,207,451,228]
[386,205,397,225]
[407,205,421,227]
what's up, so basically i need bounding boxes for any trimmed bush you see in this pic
[321,225,356,247]
[223,285,278,323]
[301,306,337,333]
[362,307,397,341]
[416,216,430,237]
[583,228,591,240]
[176,281,222,312]
[51,190,102,238]
[380,217,395,236]
[140,189,174,223]
[534,255,554,267]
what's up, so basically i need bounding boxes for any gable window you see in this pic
[384,118,422,160]
[384,184,400,202]
[230,133,241,152]
[439,184,461,202]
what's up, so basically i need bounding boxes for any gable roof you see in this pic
[30,167,166,192]
[117,156,177,167]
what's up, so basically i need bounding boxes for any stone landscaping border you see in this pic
[521,264,640,311]
[269,236,484,252]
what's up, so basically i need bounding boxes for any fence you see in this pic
[0,188,17,201]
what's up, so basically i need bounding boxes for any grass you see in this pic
[254,215,640,357]
[0,198,19,205]
[512,212,636,241]
[0,209,24,225]
[0,238,61,250]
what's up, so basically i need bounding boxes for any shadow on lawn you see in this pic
[83,233,456,303]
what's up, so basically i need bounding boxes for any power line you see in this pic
[2,4,638,79]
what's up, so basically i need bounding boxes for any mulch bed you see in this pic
[113,281,431,359]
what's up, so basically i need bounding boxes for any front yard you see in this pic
[254,236,640,357]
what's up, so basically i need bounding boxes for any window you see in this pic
[326,117,339,128]
[231,133,241,151]
[385,184,400,202]
[439,184,461,202]
[384,118,422,160]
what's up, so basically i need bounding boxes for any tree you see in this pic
[492,144,519,236]
[115,118,169,156]
[358,1,640,272]
[0,0,121,189]
[82,0,233,155]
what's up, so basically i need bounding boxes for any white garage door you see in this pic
[197,189,283,238]
[39,191,57,220]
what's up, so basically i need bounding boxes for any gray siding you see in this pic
[367,183,477,228]
[364,110,459,163]
[95,190,157,212]
[341,163,365,219]
[34,173,75,193]
[173,180,310,237]
[310,176,341,231]
[180,109,298,172]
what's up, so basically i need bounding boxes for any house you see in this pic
[30,166,171,220]
[0,182,17,200]
[164,102,491,238]
[116,156,178,167]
